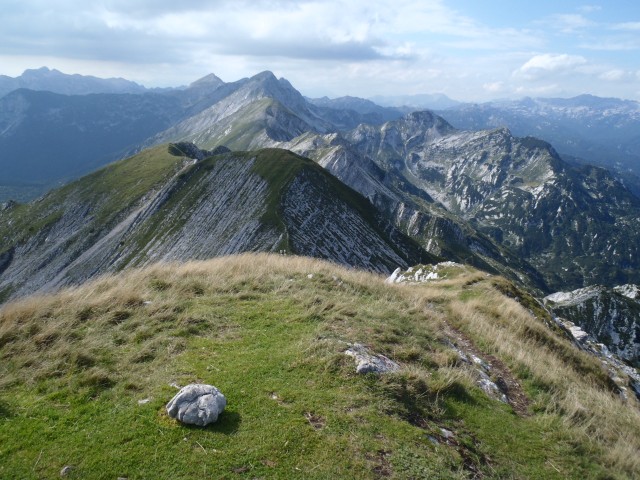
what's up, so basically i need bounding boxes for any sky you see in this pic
[1,0,640,101]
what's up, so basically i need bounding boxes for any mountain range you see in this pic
[1,68,639,365]
[435,95,640,195]
[0,67,150,98]
[1,67,640,478]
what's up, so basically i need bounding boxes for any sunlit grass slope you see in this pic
[1,254,638,479]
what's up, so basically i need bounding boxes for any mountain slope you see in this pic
[280,113,640,292]
[146,71,332,148]
[0,70,406,203]
[0,73,234,202]
[3,69,639,295]
[307,95,404,125]
[437,95,640,187]
[0,145,432,302]
[277,128,549,292]
[0,89,183,186]
[1,255,638,478]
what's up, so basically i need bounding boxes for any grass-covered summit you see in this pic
[1,254,638,479]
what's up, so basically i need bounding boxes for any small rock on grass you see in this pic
[166,384,226,426]
[344,343,400,374]
[60,466,73,477]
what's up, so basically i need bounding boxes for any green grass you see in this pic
[1,255,638,479]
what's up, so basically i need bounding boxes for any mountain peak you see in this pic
[189,73,225,89]
[402,110,455,133]
[20,66,62,79]
[0,67,146,98]
[23,66,52,74]
[251,70,279,83]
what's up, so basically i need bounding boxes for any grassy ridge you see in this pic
[0,145,186,257]
[0,254,638,479]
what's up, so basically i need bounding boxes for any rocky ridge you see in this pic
[391,265,640,401]
[274,112,640,292]
[0,144,432,302]
[436,95,640,191]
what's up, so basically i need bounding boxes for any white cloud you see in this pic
[612,22,640,31]
[578,5,602,14]
[546,14,595,33]
[483,81,504,93]
[1,0,639,101]
[599,69,627,81]
[515,54,587,80]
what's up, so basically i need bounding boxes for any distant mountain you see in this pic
[145,71,332,150]
[0,71,405,202]
[274,112,640,292]
[307,95,404,124]
[143,74,640,292]
[0,89,183,185]
[0,67,149,98]
[545,284,640,366]
[370,93,461,110]
[3,68,640,295]
[0,144,432,302]
[436,95,640,193]
[0,72,242,201]
[146,71,402,151]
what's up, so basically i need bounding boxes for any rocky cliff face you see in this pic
[545,285,640,366]
[436,95,640,191]
[273,124,547,289]
[0,145,432,303]
[274,112,640,292]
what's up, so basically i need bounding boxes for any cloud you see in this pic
[599,69,627,81]
[612,22,640,31]
[0,1,397,65]
[597,69,639,83]
[0,0,543,68]
[483,81,504,93]
[547,14,595,33]
[578,5,602,14]
[515,54,587,80]
[0,0,639,101]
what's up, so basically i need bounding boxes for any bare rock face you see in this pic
[344,343,400,374]
[166,384,226,426]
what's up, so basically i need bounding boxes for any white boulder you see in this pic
[166,384,226,426]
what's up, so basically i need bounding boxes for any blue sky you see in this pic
[1,0,639,101]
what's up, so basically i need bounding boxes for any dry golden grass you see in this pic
[436,282,640,475]
[1,253,639,477]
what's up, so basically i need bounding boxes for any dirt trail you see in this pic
[444,323,531,417]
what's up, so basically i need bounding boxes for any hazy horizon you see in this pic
[2,1,639,102]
